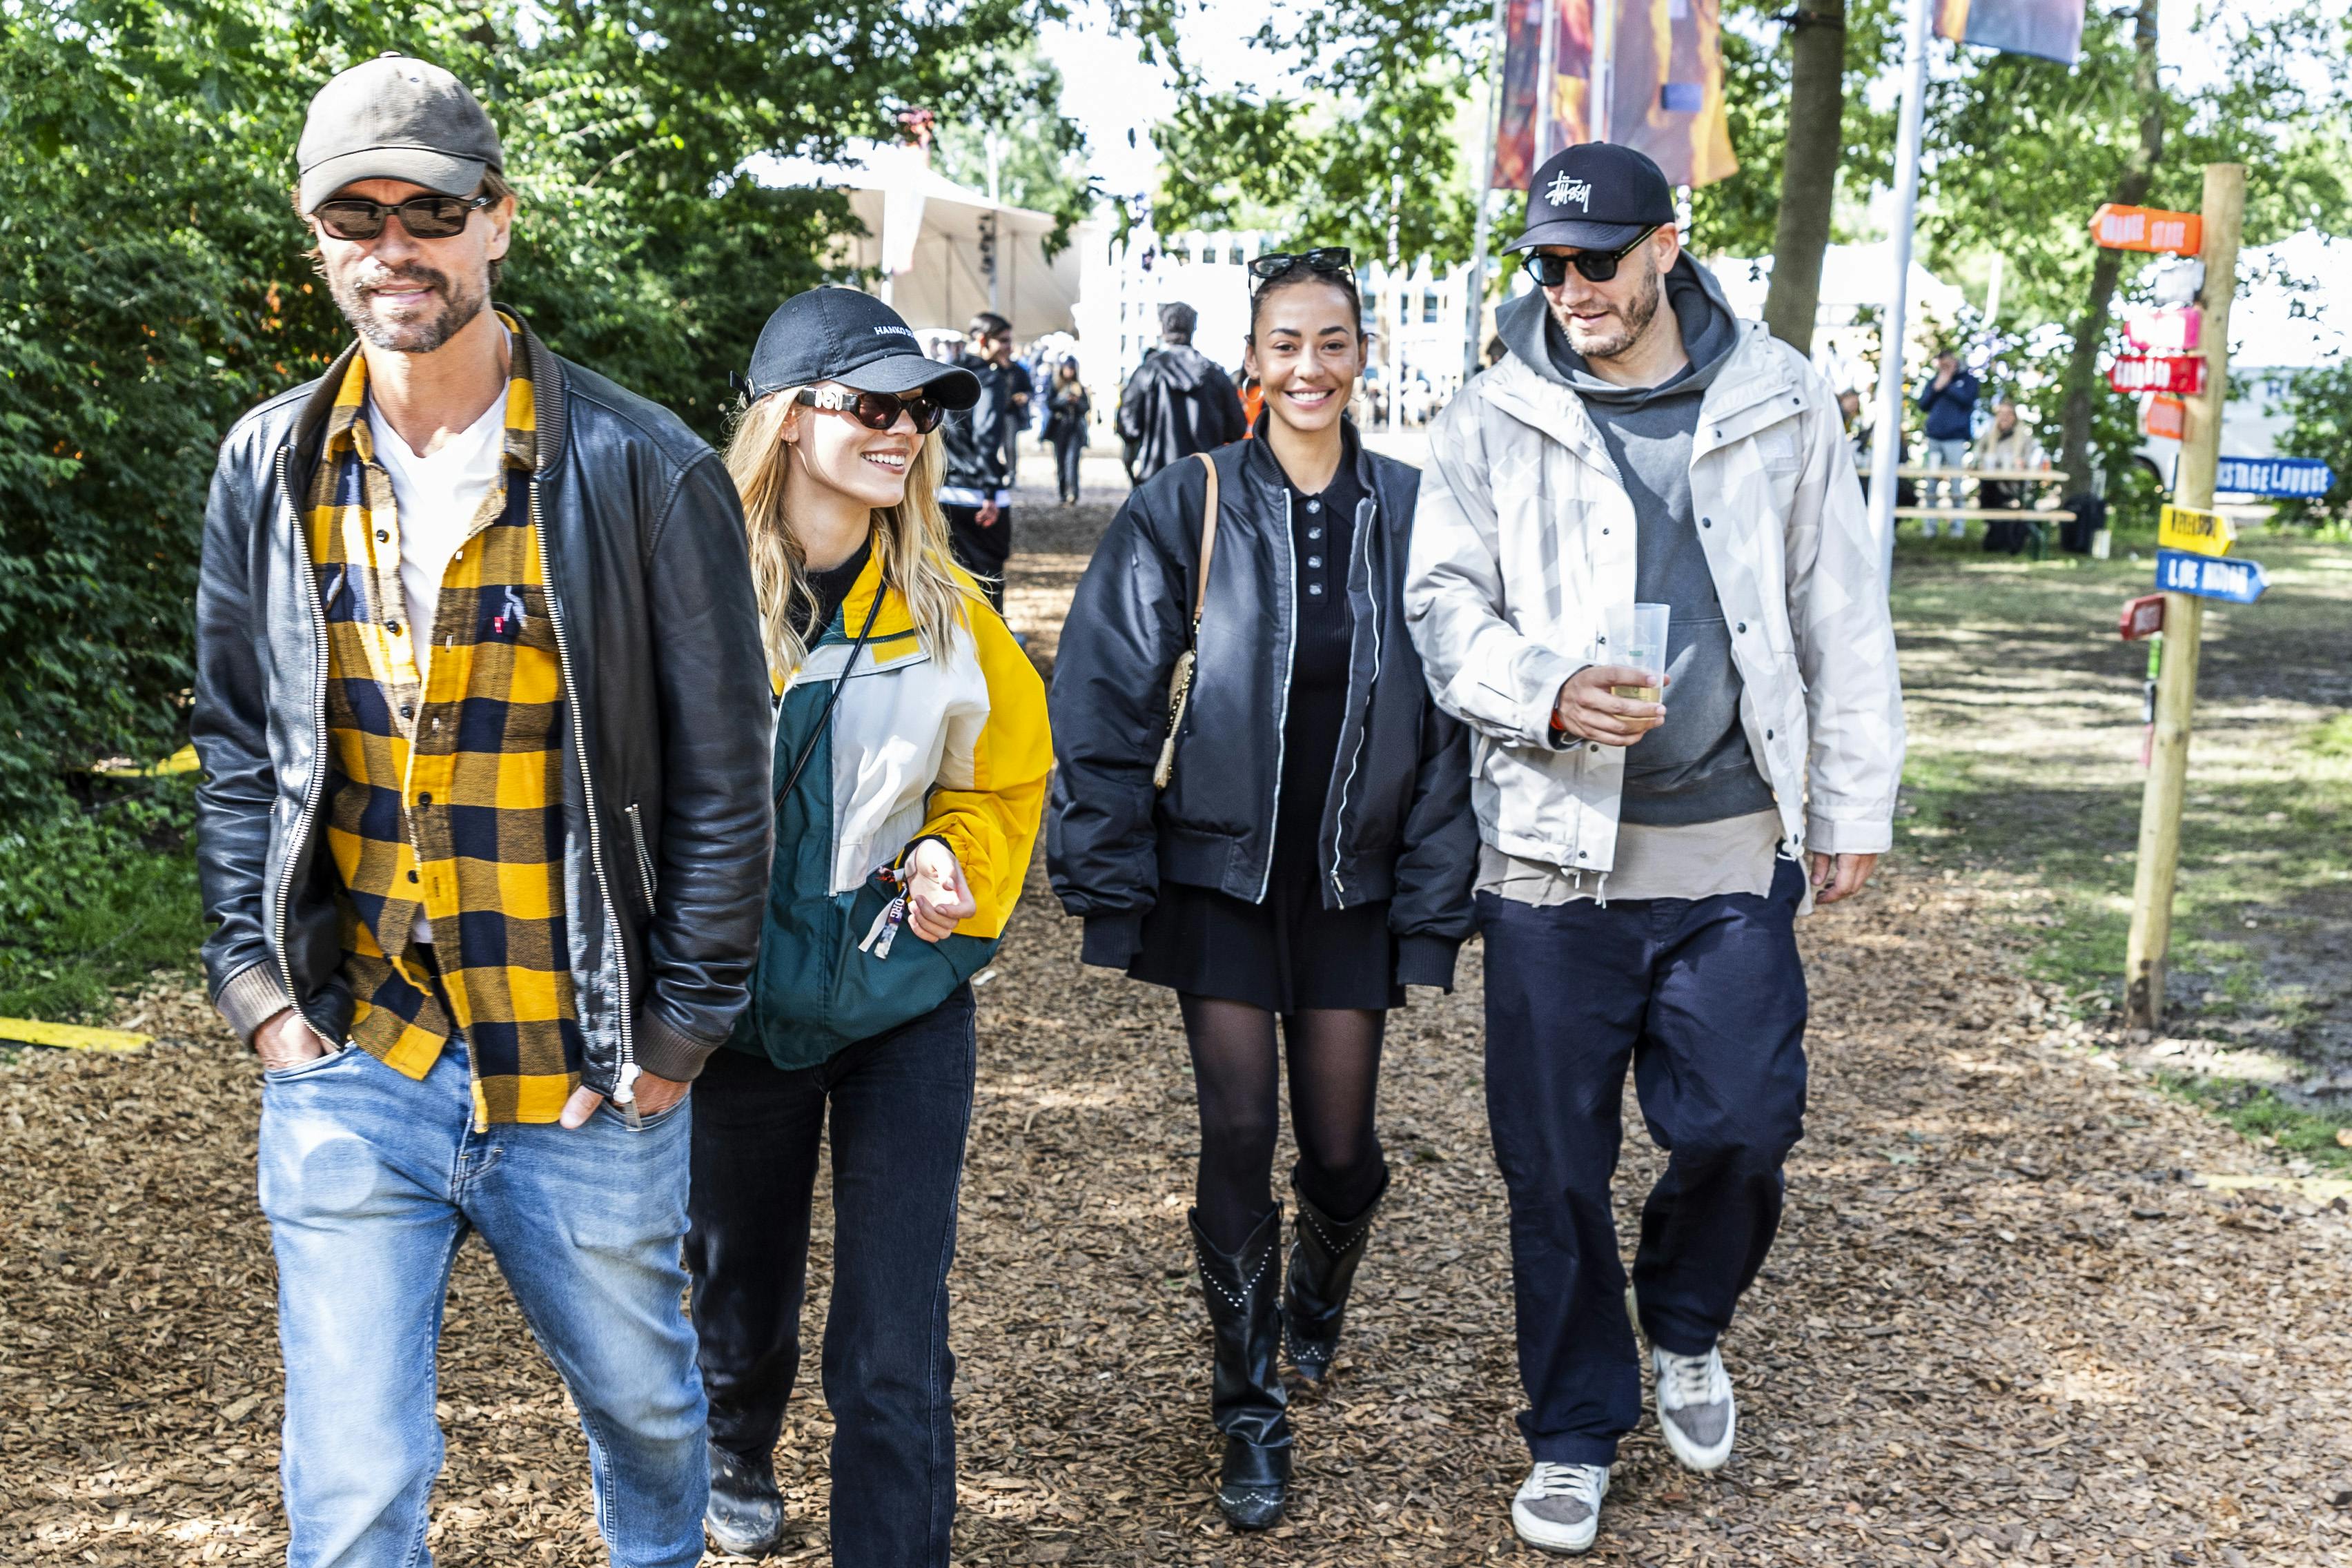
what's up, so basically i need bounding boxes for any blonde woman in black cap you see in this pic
[685,286,1052,1566]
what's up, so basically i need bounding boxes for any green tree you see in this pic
[2271,360,2352,526]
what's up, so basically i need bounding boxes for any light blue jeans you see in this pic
[257,1041,705,1568]
[1924,435,1972,531]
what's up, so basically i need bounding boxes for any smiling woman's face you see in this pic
[1244,278,1364,437]
[784,383,921,508]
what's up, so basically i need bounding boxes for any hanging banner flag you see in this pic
[2108,355,2206,395]
[2141,393,2186,440]
[2090,204,2202,255]
[1491,0,1735,192]
[1934,0,2086,63]
[1612,0,1739,188]
[1492,0,1593,191]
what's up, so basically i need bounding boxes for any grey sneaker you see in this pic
[1653,1343,1736,1472]
[1511,1462,1609,1554]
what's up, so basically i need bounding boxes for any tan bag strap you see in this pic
[1188,451,1219,632]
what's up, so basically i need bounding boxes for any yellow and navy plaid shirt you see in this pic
[307,329,582,1126]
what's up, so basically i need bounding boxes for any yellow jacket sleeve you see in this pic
[916,596,1053,940]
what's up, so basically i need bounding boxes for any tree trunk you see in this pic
[2057,0,2163,481]
[1760,0,1847,354]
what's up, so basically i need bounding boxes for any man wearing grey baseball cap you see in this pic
[193,52,772,1567]
[1405,141,1903,1553]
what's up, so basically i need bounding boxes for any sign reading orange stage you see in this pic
[2090,203,2202,255]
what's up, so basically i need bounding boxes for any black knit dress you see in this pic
[1126,442,1402,1013]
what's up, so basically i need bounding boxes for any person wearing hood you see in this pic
[1116,301,1250,482]
[1052,250,1477,1531]
[1404,144,1904,1554]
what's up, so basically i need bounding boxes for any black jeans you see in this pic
[686,986,977,1568]
[943,504,1010,611]
[1051,430,1084,502]
[1478,856,1809,1466]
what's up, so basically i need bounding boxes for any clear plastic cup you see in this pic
[1605,602,1669,703]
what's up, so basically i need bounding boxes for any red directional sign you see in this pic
[2108,355,2206,395]
[2090,204,2202,255]
[2119,594,2166,642]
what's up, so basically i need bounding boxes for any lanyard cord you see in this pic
[775,574,888,812]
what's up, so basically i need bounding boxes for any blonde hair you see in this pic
[724,388,978,680]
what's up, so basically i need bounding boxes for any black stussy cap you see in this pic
[1507,143,1676,254]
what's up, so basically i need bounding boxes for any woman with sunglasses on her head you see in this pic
[687,288,1052,1567]
[1049,248,1478,1530]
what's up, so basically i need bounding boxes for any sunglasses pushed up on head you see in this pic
[312,193,493,242]
[1247,247,1356,293]
[1521,226,1660,288]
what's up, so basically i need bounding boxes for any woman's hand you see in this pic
[903,838,978,942]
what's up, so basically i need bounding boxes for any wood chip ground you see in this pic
[6,473,2349,1566]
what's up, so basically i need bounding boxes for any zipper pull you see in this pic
[613,1061,643,1130]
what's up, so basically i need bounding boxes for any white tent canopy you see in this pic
[746,144,1081,340]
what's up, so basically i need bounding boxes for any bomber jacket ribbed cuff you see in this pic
[1081,912,1146,970]
[215,962,297,1044]
[633,1009,724,1084]
[1395,934,1463,992]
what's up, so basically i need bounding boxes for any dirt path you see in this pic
[7,486,2351,1567]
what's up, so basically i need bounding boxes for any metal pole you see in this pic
[2124,163,2246,1030]
[1865,0,1931,589]
[1465,0,1509,383]
[1590,0,1616,141]
[1536,0,1560,166]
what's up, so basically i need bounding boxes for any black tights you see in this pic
[1180,994,1388,1253]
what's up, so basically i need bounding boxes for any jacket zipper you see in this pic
[1257,487,1298,904]
[1327,496,1380,905]
[625,802,658,904]
[533,480,640,1126]
[272,444,333,1050]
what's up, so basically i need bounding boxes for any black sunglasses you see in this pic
[794,386,947,435]
[312,193,493,242]
[1248,247,1356,290]
[1522,226,1660,288]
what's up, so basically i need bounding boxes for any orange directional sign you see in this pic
[2142,393,2186,440]
[2090,203,2202,255]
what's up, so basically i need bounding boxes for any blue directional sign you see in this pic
[2213,455,2334,498]
[2155,548,2267,604]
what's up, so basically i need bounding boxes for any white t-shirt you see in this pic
[367,388,508,680]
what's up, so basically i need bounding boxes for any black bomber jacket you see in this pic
[190,311,774,1091]
[1046,425,1478,988]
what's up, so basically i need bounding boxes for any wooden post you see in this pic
[2123,163,2244,1029]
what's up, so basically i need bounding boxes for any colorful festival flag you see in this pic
[1491,0,1734,192]
[1933,0,2086,65]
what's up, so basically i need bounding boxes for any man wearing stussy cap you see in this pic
[1404,143,1902,1553]
[191,52,770,1566]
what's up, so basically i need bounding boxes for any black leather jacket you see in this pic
[1047,427,1477,986]
[940,351,1010,506]
[191,313,773,1091]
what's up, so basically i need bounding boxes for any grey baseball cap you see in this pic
[297,52,503,213]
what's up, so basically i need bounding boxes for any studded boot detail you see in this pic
[1282,1166,1388,1382]
[1190,1205,1291,1529]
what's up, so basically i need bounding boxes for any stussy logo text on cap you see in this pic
[1545,173,1592,210]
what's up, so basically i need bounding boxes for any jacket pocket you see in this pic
[625,802,658,906]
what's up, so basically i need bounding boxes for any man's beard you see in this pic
[328,262,487,353]
[1553,256,1663,363]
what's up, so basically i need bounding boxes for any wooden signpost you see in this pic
[2123,165,2246,1030]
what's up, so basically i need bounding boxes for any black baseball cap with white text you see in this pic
[741,288,980,409]
[1507,144,1676,254]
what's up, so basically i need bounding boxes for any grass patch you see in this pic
[0,776,206,1022]
[2155,1072,2352,1170]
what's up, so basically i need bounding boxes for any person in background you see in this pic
[692,287,1052,1567]
[1052,246,1477,1533]
[1116,301,1248,482]
[193,55,772,1568]
[1914,348,1979,537]
[1972,397,2046,555]
[1043,357,1092,506]
[1002,339,1034,488]
[1407,143,1904,1556]
[941,311,1014,609]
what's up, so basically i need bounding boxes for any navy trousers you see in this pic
[1478,856,1809,1466]
[686,986,977,1568]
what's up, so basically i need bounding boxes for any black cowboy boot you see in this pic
[1282,1166,1389,1383]
[704,1440,787,1558]
[1190,1206,1292,1529]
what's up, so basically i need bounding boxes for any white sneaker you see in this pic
[1653,1343,1736,1472]
[1511,1462,1609,1554]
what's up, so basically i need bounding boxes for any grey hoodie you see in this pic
[1496,257,1776,827]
